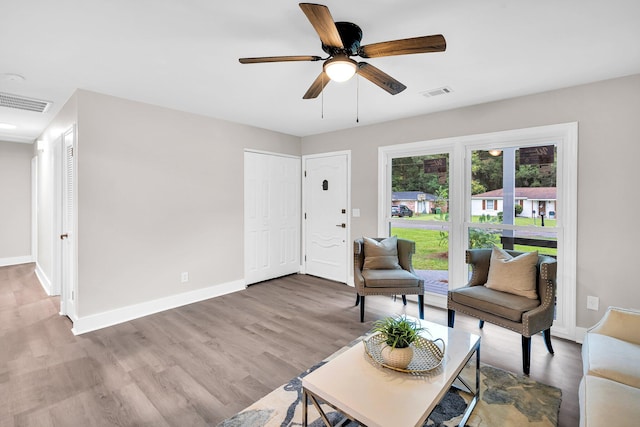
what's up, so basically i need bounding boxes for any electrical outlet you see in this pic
[586,296,599,311]
[181,272,189,283]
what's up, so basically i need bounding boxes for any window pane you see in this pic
[391,154,449,295]
[471,146,557,226]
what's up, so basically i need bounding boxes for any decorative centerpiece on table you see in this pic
[371,315,425,369]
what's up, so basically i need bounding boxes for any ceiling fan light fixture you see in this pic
[324,55,357,82]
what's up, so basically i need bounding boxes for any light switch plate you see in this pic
[587,295,599,311]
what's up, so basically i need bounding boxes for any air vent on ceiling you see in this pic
[421,86,453,98]
[0,92,52,113]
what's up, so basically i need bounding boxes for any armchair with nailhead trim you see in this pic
[447,248,557,375]
[353,237,425,323]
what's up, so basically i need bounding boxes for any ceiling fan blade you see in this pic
[299,3,344,49]
[303,71,330,99]
[359,35,446,58]
[357,62,406,95]
[239,55,322,64]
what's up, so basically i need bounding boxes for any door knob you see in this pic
[60,233,68,240]
[335,223,346,228]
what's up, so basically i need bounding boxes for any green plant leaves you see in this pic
[371,315,425,349]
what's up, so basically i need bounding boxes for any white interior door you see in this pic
[244,151,300,285]
[60,126,76,319]
[304,152,350,283]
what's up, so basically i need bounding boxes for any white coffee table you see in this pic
[302,321,480,427]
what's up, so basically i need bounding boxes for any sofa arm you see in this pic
[588,307,640,345]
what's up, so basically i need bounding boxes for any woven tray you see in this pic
[363,332,445,374]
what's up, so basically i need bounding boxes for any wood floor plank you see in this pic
[0,264,582,426]
[112,383,172,427]
[128,366,211,427]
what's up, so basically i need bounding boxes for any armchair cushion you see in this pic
[363,236,402,270]
[485,247,539,299]
[449,286,540,322]
[361,269,421,288]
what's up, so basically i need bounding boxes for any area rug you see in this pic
[218,343,561,427]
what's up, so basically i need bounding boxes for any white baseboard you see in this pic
[34,262,53,295]
[71,279,247,335]
[575,327,588,344]
[0,255,34,267]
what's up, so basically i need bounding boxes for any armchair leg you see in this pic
[402,295,407,305]
[447,310,455,328]
[418,295,424,319]
[355,294,360,307]
[479,320,485,329]
[359,296,365,323]
[543,328,555,354]
[522,336,531,376]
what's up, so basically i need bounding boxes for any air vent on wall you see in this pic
[421,86,453,98]
[0,91,52,113]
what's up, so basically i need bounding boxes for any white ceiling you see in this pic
[1,0,640,143]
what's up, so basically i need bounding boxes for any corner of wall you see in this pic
[34,261,52,295]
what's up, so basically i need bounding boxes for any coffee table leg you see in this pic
[302,388,333,427]
[458,344,481,427]
[302,389,308,426]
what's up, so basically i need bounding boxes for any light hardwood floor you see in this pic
[0,263,582,426]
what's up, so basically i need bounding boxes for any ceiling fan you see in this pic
[239,3,447,99]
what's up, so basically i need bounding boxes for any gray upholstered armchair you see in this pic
[354,237,425,323]
[447,248,557,375]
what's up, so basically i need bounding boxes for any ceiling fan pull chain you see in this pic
[356,74,360,123]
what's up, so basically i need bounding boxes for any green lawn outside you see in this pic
[391,227,448,270]
[392,225,557,270]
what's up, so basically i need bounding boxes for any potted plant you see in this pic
[372,315,425,369]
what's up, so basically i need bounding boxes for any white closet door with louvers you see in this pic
[244,151,301,285]
[60,126,77,319]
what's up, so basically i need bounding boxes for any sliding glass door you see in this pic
[379,123,577,339]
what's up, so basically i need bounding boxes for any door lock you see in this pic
[335,223,346,228]
[60,233,69,240]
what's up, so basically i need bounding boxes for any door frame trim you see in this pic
[52,134,63,297]
[301,150,352,285]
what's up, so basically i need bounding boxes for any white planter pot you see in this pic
[381,345,413,369]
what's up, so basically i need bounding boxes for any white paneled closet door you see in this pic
[244,151,300,285]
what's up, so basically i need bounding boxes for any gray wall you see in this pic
[74,90,300,317]
[301,73,640,328]
[0,140,33,260]
[34,75,639,330]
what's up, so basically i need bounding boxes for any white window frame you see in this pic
[379,122,577,341]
